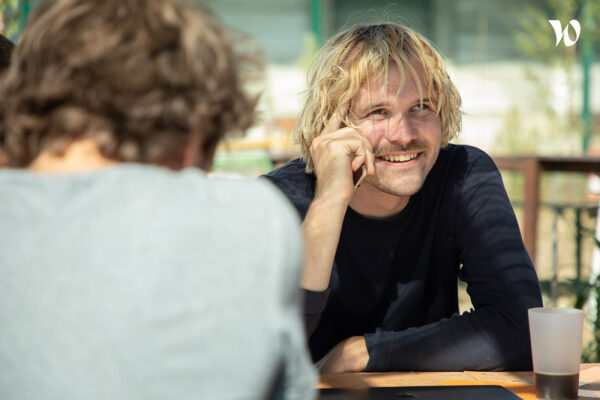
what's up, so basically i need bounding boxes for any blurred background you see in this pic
[4,0,600,360]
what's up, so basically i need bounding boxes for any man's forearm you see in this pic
[301,195,347,291]
[363,306,534,372]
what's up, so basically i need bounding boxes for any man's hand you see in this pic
[316,336,369,374]
[309,105,375,205]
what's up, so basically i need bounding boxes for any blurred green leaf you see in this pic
[1,0,23,38]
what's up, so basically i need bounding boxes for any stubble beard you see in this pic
[364,148,439,198]
[364,170,427,198]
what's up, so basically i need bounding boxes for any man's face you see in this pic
[349,62,442,199]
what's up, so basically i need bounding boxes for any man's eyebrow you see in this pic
[353,97,434,114]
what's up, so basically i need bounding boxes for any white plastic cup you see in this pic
[528,307,584,400]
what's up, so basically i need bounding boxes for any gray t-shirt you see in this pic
[0,164,316,400]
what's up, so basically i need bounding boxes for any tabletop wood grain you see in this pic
[318,363,600,399]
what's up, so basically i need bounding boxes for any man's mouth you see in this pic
[378,152,421,163]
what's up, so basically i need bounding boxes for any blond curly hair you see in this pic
[295,23,462,172]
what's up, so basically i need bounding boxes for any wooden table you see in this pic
[492,156,600,265]
[318,364,600,399]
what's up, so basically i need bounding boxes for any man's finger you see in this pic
[353,165,367,191]
[350,133,375,176]
[322,102,349,135]
[362,135,376,176]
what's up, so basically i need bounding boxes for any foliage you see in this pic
[514,0,580,66]
[494,0,600,157]
[0,0,21,39]
[558,276,600,362]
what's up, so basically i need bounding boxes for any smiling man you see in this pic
[264,23,542,373]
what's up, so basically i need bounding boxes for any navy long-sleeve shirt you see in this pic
[264,144,543,372]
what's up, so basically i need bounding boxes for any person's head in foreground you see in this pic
[0,0,255,171]
[296,23,462,201]
[0,0,316,398]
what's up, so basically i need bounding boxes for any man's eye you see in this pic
[411,103,436,117]
[413,103,431,111]
[366,108,388,118]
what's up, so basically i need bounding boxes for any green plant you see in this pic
[0,0,21,38]
[562,275,600,362]
[495,0,596,157]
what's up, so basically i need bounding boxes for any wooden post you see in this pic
[522,159,541,264]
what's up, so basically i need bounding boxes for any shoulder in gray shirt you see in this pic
[0,164,316,400]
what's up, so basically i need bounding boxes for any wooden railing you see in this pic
[492,156,600,264]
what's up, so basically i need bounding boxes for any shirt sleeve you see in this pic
[363,151,543,372]
[302,288,330,337]
[270,194,318,400]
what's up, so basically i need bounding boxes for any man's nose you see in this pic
[384,113,417,144]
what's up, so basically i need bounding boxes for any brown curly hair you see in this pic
[0,35,14,71]
[0,0,260,167]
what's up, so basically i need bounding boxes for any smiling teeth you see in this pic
[382,153,418,162]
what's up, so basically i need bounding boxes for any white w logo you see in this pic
[548,20,581,47]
